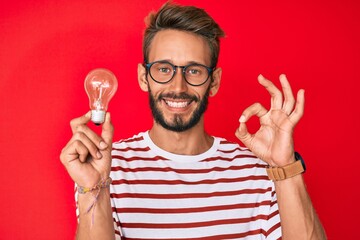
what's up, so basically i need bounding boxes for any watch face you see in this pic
[295,152,306,172]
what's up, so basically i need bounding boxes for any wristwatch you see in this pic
[266,152,306,181]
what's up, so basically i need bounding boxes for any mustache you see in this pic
[158,92,199,102]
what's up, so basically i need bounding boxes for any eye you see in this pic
[159,67,171,73]
[186,65,203,76]
[153,62,173,75]
[188,69,199,74]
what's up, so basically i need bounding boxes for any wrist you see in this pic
[77,177,112,194]
[75,171,110,189]
[266,152,306,181]
[269,153,296,168]
[77,187,111,216]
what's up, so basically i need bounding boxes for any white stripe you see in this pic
[111,182,271,196]
[122,220,269,239]
[119,205,273,223]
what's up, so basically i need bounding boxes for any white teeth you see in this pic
[165,100,189,108]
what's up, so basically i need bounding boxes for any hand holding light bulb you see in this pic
[60,68,116,196]
[84,68,118,125]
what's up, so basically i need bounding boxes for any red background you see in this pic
[1,0,359,239]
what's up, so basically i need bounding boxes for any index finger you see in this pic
[279,74,296,115]
[101,112,114,146]
[70,111,91,133]
[258,74,283,110]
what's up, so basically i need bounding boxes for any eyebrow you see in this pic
[153,59,209,66]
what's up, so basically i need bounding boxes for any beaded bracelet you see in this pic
[77,177,112,194]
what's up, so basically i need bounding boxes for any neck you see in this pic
[148,118,213,155]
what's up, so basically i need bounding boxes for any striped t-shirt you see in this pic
[107,131,281,239]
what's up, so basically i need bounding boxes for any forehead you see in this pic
[148,29,211,66]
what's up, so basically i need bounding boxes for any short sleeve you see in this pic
[264,182,282,239]
[110,183,123,239]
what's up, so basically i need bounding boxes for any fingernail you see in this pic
[99,141,108,149]
[239,115,246,123]
[97,151,102,159]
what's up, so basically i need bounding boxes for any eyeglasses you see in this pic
[145,61,214,86]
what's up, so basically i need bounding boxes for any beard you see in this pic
[148,86,210,132]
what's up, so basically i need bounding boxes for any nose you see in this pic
[169,66,188,92]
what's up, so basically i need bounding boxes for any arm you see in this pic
[275,174,326,239]
[235,74,326,239]
[60,112,115,240]
[76,188,114,239]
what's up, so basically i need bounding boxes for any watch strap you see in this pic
[266,160,305,181]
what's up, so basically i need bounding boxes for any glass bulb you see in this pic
[84,68,118,125]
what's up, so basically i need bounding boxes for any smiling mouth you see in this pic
[160,92,198,109]
[164,99,192,108]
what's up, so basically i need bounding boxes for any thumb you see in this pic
[235,115,253,147]
[101,112,114,146]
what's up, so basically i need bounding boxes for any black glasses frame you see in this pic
[145,60,214,86]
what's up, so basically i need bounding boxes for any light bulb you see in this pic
[84,68,118,125]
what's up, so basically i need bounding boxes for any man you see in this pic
[60,2,326,239]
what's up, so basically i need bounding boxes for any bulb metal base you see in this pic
[91,110,106,125]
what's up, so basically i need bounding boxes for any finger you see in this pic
[70,111,92,133]
[101,112,114,147]
[66,131,103,160]
[239,102,268,123]
[61,140,90,164]
[279,74,295,115]
[75,123,107,151]
[236,103,267,148]
[235,120,253,148]
[258,74,283,110]
[289,89,305,125]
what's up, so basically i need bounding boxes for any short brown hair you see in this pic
[143,2,225,67]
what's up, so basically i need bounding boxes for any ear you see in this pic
[138,63,149,92]
[209,67,222,97]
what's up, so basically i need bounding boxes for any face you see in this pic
[139,29,221,132]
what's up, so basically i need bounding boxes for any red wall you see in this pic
[1,0,359,238]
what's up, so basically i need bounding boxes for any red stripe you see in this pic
[268,210,279,220]
[111,187,272,199]
[114,200,272,214]
[114,229,121,236]
[115,136,144,144]
[112,155,168,161]
[200,154,258,162]
[123,228,267,240]
[271,201,278,208]
[112,153,258,162]
[111,163,266,174]
[267,221,282,237]
[120,214,271,229]
[112,146,150,152]
[217,147,251,153]
[219,140,237,145]
[112,175,269,185]
[271,190,276,197]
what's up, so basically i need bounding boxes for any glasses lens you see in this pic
[149,62,174,83]
[184,65,210,86]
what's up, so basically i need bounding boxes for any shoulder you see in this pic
[215,137,250,153]
[214,136,254,157]
[111,132,152,158]
[212,136,267,165]
[111,131,158,163]
[112,132,147,149]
